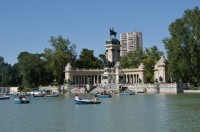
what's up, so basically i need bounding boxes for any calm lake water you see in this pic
[1,93,200,132]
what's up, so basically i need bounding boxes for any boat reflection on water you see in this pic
[14,99,30,104]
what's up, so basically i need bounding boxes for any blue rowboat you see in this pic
[14,99,30,104]
[96,94,112,98]
[74,99,101,104]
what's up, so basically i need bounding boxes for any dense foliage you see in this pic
[120,49,145,68]
[75,48,104,69]
[143,46,164,83]
[17,52,51,90]
[0,36,105,90]
[0,57,17,86]
[44,35,77,85]
[163,7,200,84]
[120,46,163,83]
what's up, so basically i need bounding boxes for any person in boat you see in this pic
[103,90,108,95]
[75,94,81,100]
[19,95,26,100]
[92,95,99,102]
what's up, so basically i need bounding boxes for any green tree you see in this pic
[76,48,103,69]
[17,52,47,90]
[120,46,163,83]
[163,7,200,84]
[12,63,22,86]
[0,56,15,86]
[143,46,164,83]
[44,35,77,85]
[120,49,145,68]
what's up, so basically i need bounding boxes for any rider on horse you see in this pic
[110,28,117,38]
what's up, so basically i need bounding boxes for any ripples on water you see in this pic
[1,93,200,132]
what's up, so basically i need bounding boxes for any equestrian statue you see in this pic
[109,27,117,39]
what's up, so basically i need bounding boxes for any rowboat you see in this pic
[121,90,135,95]
[121,91,135,95]
[14,99,30,104]
[137,88,146,93]
[74,99,101,104]
[46,94,59,97]
[33,94,44,97]
[0,95,9,100]
[96,94,112,98]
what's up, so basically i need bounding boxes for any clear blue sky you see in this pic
[0,0,199,65]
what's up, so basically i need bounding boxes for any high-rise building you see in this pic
[120,32,142,56]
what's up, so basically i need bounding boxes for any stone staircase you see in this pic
[90,83,119,93]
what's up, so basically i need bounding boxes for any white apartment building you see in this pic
[120,32,142,56]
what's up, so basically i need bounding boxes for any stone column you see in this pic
[93,75,96,84]
[97,75,99,84]
[132,74,134,84]
[77,75,79,85]
[79,75,80,84]
[131,74,133,84]
[87,75,88,84]
[83,75,85,84]
[80,75,83,84]
[126,74,128,83]
[70,73,73,84]
[136,74,137,84]
[116,75,119,84]
[127,74,129,84]
[135,74,137,84]
[130,74,132,84]
[139,72,143,84]
[74,75,76,85]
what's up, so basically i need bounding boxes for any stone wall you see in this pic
[159,83,178,93]
[39,86,59,93]
[127,83,188,93]
[10,87,18,94]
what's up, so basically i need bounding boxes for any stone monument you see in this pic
[102,28,121,83]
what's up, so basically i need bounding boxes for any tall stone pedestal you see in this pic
[101,67,111,84]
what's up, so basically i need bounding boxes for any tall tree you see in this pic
[163,7,200,84]
[0,56,15,86]
[120,49,145,68]
[17,52,47,90]
[44,35,77,85]
[143,46,164,83]
[76,48,103,69]
[120,46,163,83]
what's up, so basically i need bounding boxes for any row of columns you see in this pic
[72,75,102,85]
[124,74,140,84]
[71,74,141,85]
[0,87,10,93]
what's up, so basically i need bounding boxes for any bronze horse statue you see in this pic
[110,28,117,38]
